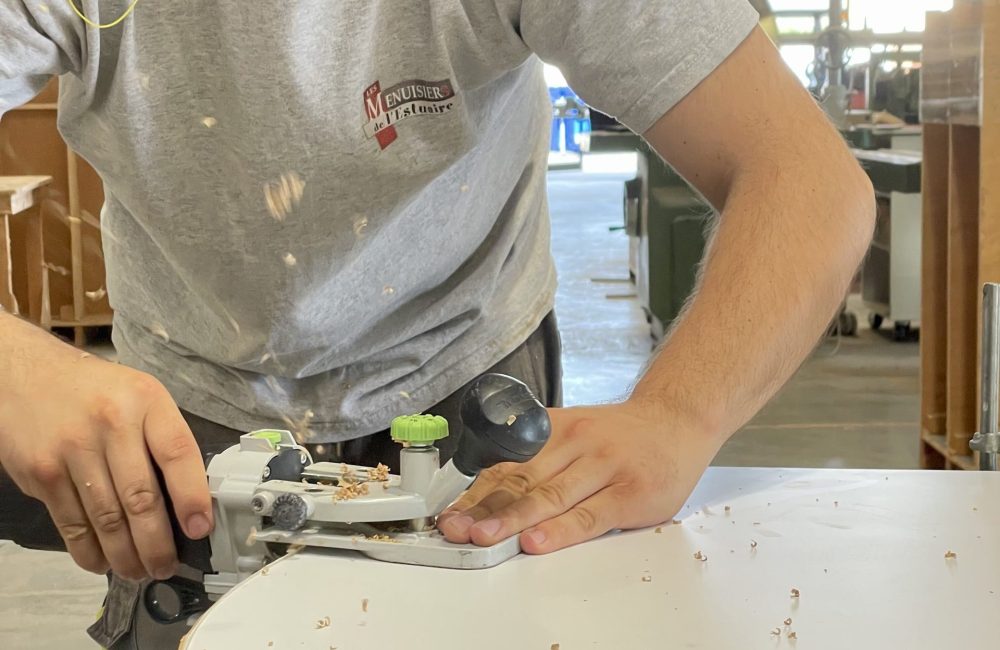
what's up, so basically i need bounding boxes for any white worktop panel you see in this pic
[184,467,1000,649]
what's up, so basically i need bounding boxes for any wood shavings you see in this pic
[260,566,269,576]
[788,632,798,640]
[79,352,91,360]
[365,534,398,543]
[693,551,707,562]
[506,414,517,426]
[286,544,306,556]
[641,576,652,582]
[551,645,560,650]
[245,527,258,546]
[367,463,390,482]
[44,262,70,276]
[750,540,758,550]
[225,314,241,335]
[283,252,297,267]
[784,618,792,626]
[671,519,682,525]
[333,479,370,501]
[259,352,273,364]
[790,588,800,598]
[139,74,151,90]
[85,287,106,301]
[85,482,92,488]
[770,628,781,636]
[267,642,273,647]
[362,598,369,612]
[382,285,395,296]
[150,322,169,343]
[654,527,663,534]
[315,616,331,629]
[282,409,316,443]
[201,116,217,128]
[38,4,50,13]
[945,550,957,559]
[353,216,369,237]
[461,184,470,193]
[724,505,731,514]
[264,172,305,221]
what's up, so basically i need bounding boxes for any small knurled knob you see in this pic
[271,493,309,531]
[390,414,450,445]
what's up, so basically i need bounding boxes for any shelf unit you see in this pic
[0,79,112,344]
[919,2,1000,469]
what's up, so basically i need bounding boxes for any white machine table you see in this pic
[182,466,1000,649]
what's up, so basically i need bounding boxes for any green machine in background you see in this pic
[621,139,714,341]
[590,126,713,342]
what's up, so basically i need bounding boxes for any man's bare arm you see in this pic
[439,27,875,553]
[633,27,875,442]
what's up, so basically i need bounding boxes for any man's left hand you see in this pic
[437,402,721,554]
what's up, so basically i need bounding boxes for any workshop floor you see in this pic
[0,155,920,649]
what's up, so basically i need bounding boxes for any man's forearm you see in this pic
[630,159,875,444]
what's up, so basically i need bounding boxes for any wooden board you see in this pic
[0,79,112,328]
[920,125,949,453]
[0,214,16,313]
[184,467,1000,650]
[945,126,980,460]
[0,176,50,214]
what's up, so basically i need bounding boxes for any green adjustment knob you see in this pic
[250,430,285,448]
[390,414,449,444]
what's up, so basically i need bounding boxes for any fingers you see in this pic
[438,462,518,521]
[438,459,553,543]
[66,451,146,581]
[440,410,578,519]
[465,458,614,546]
[31,459,109,575]
[105,428,177,580]
[144,396,213,540]
[518,486,624,554]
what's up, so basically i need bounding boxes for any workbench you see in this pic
[0,176,51,321]
[183,467,1000,649]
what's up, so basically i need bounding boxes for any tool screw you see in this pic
[251,496,265,513]
[262,466,271,479]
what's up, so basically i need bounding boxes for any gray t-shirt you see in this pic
[1,1,758,441]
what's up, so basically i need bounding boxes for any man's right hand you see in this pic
[0,314,212,581]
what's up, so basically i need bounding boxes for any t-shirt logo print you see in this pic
[362,79,457,150]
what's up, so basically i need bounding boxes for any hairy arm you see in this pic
[634,27,876,444]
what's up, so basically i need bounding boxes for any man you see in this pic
[0,1,874,647]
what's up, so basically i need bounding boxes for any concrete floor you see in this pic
[0,156,920,648]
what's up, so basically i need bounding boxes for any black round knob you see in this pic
[453,374,552,477]
[271,493,309,531]
[143,576,210,625]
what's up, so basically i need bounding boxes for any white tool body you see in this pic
[196,374,551,599]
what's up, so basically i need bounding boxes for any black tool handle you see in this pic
[453,374,551,476]
[154,456,215,574]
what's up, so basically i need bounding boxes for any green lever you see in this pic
[249,430,285,449]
